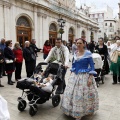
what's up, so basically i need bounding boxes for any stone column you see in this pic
[0,4,4,37]
[86,30,91,43]
[10,5,16,44]
[3,3,11,39]
[33,7,38,42]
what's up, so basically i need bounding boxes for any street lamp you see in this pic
[57,18,66,40]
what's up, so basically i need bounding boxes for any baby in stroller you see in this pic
[92,53,105,87]
[16,62,62,116]
[32,74,54,93]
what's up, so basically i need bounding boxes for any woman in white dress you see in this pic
[61,38,99,120]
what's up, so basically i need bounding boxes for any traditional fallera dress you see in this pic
[61,50,99,119]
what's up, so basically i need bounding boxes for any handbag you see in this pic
[110,51,118,63]
[5,58,13,64]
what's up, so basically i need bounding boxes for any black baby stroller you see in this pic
[92,53,106,87]
[16,62,64,116]
[16,62,47,113]
[28,62,66,116]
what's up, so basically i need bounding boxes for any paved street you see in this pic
[0,53,120,120]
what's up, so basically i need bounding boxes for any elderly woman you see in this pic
[61,38,99,120]
[110,40,120,84]
[4,40,15,85]
[23,41,36,77]
[13,42,23,81]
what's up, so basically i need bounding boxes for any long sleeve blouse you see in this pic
[71,50,96,75]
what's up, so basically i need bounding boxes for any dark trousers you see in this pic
[43,54,48,60]
[56,67,67,94]
[7,73,12,83]
[2,62,6,75]
[15,62,22,80]
[113,74,120,83]
[27,72,33,78]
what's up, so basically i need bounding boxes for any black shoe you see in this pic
[112,82,117,85]
[0,84,4,87]
[8,82,13,85]
[11,80,15,83]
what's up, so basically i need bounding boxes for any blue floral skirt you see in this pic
[61,73,99,119]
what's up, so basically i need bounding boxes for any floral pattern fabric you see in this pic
[61,73,99,119]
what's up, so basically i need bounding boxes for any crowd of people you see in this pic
[0,39,41,87]
[1,36,120,120]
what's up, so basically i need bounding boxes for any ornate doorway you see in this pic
[16,16,31,48]
[49,23,57,47]
[68,28,74,46]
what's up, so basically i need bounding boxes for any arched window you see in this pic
[105,23,107,26]
[49,23,57,31]
[17,16,30,27]
[81,30,86,39]
[69,28,74,34]
[110,23,112,27]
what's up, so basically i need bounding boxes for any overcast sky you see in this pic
[76,0,119,17]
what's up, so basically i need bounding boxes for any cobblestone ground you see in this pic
[0,53,120,120]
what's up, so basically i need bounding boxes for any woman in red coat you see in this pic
[13,42,23,81]
[43,40,52,59]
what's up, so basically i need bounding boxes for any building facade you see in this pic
[89,5,113,39]
[104,19,118,39]
[0,0,98,48]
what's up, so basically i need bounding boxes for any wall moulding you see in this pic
[37,12,47,18]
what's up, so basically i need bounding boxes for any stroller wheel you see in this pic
[52,95,61,107]
[29,104,38,116]
[18,100,27,112]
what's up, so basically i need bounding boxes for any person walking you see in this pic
[95,37,109,74]
[0,38,7,76]
[61,38,99,120]
[43,40,52,60]
[23,41,36,78]
[110,40,120,84]
[13,42,23,81]
[4,40,15,85]
[0,48,4,87]
[45,38,69,94]
[88,41,95,53]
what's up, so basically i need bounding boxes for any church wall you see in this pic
[0,0,98,47]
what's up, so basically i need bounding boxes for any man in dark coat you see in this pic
[30,39,41,57]
[23,41,36,77]
[88,41,95,53]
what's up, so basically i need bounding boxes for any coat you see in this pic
[13,48,23,63]
[23,47,36,73]
[43,45,52,55]
[30,43,41,54]
[4,47,15,73]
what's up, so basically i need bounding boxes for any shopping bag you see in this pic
[0,95,10,120]
[110,51,118,63]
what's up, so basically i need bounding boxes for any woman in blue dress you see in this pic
[61,38,99,120]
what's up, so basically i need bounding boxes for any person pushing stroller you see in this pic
[44,38,69,94]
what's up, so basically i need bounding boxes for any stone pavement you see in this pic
[0,53,120,120]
